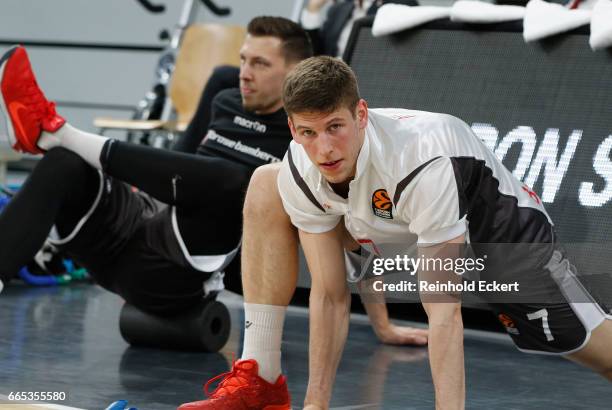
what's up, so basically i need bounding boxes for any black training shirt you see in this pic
[194,88,291,170]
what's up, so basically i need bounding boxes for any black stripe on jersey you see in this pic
[450,156,553,244]
[393,155,552,244]
[449,157,468,219]
[288,149,326,213]
[393,156,442,206]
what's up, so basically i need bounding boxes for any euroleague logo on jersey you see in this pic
[372,189,393,219]
[498,313,520,335]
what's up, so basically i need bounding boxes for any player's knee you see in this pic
[243,164,282,220]
[250,162,281,185]
[41,147,89,174]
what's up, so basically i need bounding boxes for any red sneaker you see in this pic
[178,359,291,410]
[0,46,65,154]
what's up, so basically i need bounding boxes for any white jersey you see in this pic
[278,108,554,252]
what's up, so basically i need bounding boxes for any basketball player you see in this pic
[180,56,612,409]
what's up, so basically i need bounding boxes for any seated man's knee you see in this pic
[243,163,283,220]
[40,147,89,174]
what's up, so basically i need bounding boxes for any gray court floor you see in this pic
[0,283,610,409]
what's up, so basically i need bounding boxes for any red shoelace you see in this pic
[204,358,255,398]
[25,79,58,125]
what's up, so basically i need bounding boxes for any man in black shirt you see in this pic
[196,88,290,168]
[0,17,307,313]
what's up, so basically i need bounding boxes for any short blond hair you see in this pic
[282,56,360,117]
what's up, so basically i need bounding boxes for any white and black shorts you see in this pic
[488,248,611,355]
[48,173,240,314]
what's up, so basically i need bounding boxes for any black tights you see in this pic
[0,148,99,278]
[0,142,251,280]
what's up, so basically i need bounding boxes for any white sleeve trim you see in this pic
[277,158,341,234]
[278,188,341,234]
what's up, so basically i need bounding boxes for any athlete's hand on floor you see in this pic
[375,323,428,346]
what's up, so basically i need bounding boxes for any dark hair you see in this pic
[247,16,313,63]
[283,56,360,117]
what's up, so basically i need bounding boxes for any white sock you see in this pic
[241,303,286,383]
[38,123,109,170]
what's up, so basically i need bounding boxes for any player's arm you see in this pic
[359,282,428,345]
[343,234,428,345]
[300,221,351,409]
[419,235,466,410]
[398,156,469,409]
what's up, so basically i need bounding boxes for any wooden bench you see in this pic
[94,24,246,137]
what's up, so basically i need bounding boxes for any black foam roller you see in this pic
[119,300,230,352]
